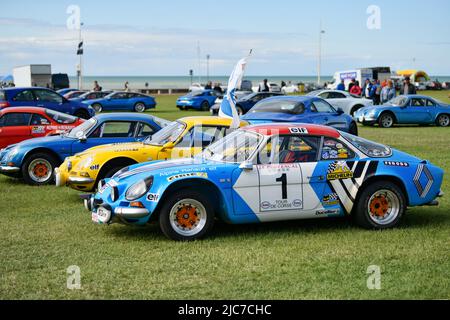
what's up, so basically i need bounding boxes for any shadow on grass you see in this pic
[104,209,450,242]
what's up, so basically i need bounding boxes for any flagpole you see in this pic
[317,21,325,85]
[78,22,83,90]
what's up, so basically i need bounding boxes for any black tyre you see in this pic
[236,106,244,116]
[134,102,146,113]
[353,181,406,229]
[92,103,102,113]
[349,122,358,136]
[104,166,123,179]
[159,190,215,241]
[74,109,91,119]
[22,152,58,185]
[378,112,394,128]
[436,114,450,127]
[200,101,209,111]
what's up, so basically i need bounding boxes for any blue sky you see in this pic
[1,0,449,76]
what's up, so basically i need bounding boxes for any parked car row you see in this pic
[0,100,445,240]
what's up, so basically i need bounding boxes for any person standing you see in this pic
[401,77,416,95]
[374,80,382,105]
[205,81,212,90]
[337,80,346,91]
[124,81,130,92]
[258,79,269,92]
[362,79,372,99]
[93,81,102,91]
[380,80,396,104]
[213,83,223,94]
[349,80,362,96]
[348,78,356,92]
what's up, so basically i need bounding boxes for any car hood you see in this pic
[12,135,74,148]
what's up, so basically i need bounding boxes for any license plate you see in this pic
[91,211,100,223]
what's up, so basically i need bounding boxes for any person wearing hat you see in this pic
[401,77,416,95]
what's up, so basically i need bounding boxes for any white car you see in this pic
[269,83,281,92]
[307,90,373,116]
[189,83,205,92]
[281,84,299,94]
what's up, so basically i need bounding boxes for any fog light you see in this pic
[7,162,15,167]
[130,201,144,208]
[80,172,90,178]
[96,206,111,224]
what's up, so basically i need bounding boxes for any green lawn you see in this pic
[0,91,449,299]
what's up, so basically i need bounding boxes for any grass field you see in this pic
[0,91,449,299]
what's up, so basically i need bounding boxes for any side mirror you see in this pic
[161,141,174,151]
[336,107,344,114]
[239,161,253,171]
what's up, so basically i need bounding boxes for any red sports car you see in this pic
[0,107,84,149]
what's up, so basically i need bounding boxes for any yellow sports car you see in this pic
[55,116,248,192]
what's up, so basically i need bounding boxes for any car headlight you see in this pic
[367,110,377,117]
[125,176,153,201]
[77,156,94,169]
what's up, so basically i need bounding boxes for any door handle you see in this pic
[308,175,325,181]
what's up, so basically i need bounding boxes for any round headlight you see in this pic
[125,177,153,201]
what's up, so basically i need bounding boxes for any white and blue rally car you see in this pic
[85,123,444,241]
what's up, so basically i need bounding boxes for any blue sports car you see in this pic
[70,91,112,102]
[84,91,157,113]
[241,96,358,135]
[210,92,283,115]
[176,90,220,111]
[85,123,444,241]
[355,95,450,128]
[0,113,168,185]
[0,87,95,119]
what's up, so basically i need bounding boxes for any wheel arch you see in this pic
[151,178,227,222]
[349,104,364,116]
[378,110,398,124]
[22,147,63,166]
[355,174,410,207]
[96,156,138,185]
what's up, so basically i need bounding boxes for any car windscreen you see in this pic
[249,100,304,114]
[151,116,171,128]
[144,121,186,145]
[45,109,78,124]
[341,132,392,157]
[66,118,97,138]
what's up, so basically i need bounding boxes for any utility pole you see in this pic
[206,54,210,83]
[197,41,201,84]
[317,21,325,85]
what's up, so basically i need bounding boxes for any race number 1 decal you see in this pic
[258,164,303,212]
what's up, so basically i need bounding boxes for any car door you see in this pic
[10,89,36,107]
[70,121,138,155]
[106,93,129,110]
[29,113,52,138]
[396,98,432,123]
[33,89,65,112]
[0,112,32,147]
[309,99,348,130]
[232,134,322,218]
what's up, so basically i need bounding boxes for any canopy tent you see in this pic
[396,70,430,83]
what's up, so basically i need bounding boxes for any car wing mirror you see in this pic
[239,161,253,171]
[336,107,344,114]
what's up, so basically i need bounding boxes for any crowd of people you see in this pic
[336,76,417,105]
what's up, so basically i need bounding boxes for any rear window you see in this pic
[45,109,77,124]
[250,100,305,115]
[0,90,6,100]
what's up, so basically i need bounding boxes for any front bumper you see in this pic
[68,176,95,184]
[0,165,20,173]
[85,194,150,225]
